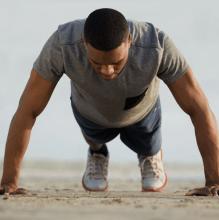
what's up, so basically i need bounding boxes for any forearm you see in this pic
[190,108,219,186]
[1,110,36,187]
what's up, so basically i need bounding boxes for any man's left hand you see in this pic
[185,185,219,196]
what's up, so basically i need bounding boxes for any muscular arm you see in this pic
[0,69,57,193]
[167,69,219,195]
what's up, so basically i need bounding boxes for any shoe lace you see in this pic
[140,156,163,179]
[88,154,108,180]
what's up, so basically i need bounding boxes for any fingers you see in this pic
[0,185,12,194]
[185,189,197,196]
[0,185,28,198]
[11,188,27,195]
[0,185,13,195]
[209,186,219,197]
[185,186,219,197]
[3,193,10,200]
[2,186,10,200]
[185,187,208,196]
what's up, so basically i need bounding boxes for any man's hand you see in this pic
[0,69,57,198]
[0,184,27,199]
[168,69,219,194]
[185,185,219,196]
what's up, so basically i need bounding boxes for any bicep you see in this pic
[17,69,57,118]
[167,68,209,116]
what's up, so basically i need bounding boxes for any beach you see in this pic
[1,1,219,219]
[1,161,219,220]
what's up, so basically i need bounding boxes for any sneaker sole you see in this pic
[82,175,108,192]
[142,173,168,192]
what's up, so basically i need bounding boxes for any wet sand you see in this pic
[0,161,219,220]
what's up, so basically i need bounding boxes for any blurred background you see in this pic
[0,0,218,165]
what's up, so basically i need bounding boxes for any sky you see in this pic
[0,0,219,164]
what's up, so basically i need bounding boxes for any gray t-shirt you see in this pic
[33,19,189,128]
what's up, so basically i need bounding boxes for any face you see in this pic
[85,35,131,80]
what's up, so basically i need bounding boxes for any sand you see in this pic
[0,161,219,220]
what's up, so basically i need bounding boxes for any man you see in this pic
[1,8,219,196]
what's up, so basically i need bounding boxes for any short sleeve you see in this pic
[33,30,64,83]
[157,33,190,84]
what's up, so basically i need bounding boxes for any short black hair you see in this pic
[84,8,129,51]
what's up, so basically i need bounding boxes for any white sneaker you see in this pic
[139,149,167,192]
[82,150,109,192]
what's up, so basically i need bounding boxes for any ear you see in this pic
[128,33,132,47]
[128,33,132,42]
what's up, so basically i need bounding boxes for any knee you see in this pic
[83,134,103,150]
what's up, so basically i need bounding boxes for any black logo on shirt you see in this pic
[124,88,148,110]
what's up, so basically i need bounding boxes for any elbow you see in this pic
[184,107,197,119]
[186,103,213,123]
[181,92,212,120]
[17,98,42,120]
[31,110,41,119]
[16,103,40,121]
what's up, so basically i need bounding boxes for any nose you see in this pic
[99,65,114,76]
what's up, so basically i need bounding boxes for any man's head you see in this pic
[84,8,131,80]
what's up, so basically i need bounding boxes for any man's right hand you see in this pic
[1,69,57,197]
[0,184,27,195]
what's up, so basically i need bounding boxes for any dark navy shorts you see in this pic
[70,98,162,156]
